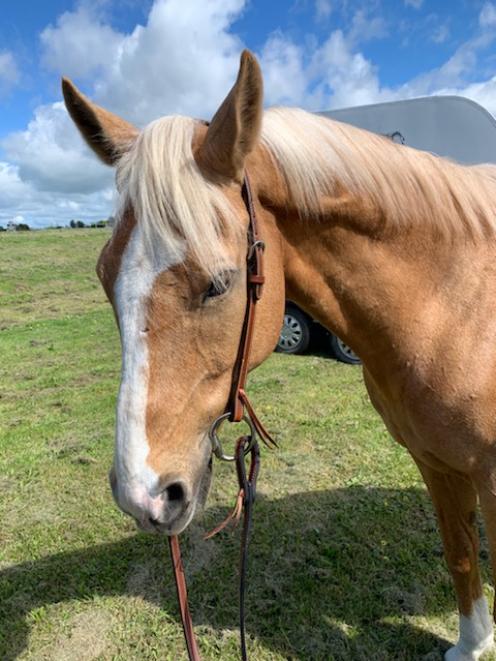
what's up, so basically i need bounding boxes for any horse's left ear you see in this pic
[62,78,138,166]
[199,50,263,182]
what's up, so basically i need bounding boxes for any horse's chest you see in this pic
[362,366,496,474]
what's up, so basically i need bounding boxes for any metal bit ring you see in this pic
[209,413,256,462]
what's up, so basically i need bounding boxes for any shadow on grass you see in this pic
[1,485,478,660]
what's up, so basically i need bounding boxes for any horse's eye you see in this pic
[203,271,234,302]
[204,282,225,299]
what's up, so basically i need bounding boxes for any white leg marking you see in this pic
[445,597,494,661]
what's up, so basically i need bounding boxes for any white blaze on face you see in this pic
[113,225,183,521]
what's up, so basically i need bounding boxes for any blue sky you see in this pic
[1,0,495,227]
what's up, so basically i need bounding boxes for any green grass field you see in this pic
[1,229,494,660]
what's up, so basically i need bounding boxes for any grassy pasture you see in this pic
[1,229,494,660]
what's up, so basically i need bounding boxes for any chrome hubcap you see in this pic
[336,337,359,361]
[279,314,302,349]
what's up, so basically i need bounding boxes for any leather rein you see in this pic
[168,173,275,661]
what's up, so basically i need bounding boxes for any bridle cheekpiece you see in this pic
[168,173,276,661]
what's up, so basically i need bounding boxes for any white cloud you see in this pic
[0,51,19,91]
[310,30,385,108]
[436,76,496,116]
[348,10,388,46]
[391,32,495,102]
[1,0,247,227]
[40,7,124,79]
[2,102,112,194]
[404,0,423,9]
[7,0,391,218]
[33,0,388,121]
[3,0,496,229]
[315,0,332,21]
[0,162,31,208]
[431,23,450,44]
[0,160,114,228]
[261,8,389,111]
[480,2,496,28]
[260,34,309,106]
[41,0,245,124]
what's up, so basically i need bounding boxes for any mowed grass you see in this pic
[1,229,494,660]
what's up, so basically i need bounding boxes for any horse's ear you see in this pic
[199,50,263,182]
[62,78,138,166]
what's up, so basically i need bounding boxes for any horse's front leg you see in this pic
[414,457,493,660]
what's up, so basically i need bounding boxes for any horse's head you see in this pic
[63,52,284,534]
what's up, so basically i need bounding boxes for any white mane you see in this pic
[115,115,238,280]
[115,108,496,279]
[261,107,496,238]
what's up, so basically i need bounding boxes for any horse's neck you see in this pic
[283,212,406,347]
[269,187,451,376]
[254,147,496,379]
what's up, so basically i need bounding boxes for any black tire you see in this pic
[277,307,311,354]
[328,334,361,364]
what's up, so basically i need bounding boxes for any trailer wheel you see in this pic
[328,334,361,364]
[277,307,311,354]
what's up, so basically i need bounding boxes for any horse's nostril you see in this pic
[166,481,185,503]
[148,517,160,527]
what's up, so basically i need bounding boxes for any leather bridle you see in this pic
[168,173,275,661]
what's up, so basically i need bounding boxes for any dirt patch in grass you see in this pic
[126,558,164,606]
[0,476,16,493]
[34,609,114,661]
[183,523,221,578]
[48,434,88,459]
[381,584,425,615]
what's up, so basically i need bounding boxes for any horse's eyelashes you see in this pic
[204,282,225,299]
[203,270,234,302]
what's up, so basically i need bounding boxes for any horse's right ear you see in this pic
[62,78,138,166]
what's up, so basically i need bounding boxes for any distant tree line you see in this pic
[0,222,30,232]
[0,217,114,232]
[69,219,112,229]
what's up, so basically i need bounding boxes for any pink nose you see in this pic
[109,468,190,533]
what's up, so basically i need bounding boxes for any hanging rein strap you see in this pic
[168,535,201,661]
[236,436,260,661]
[169,174,273,661]
[169,440,260,661]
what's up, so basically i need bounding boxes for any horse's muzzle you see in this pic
[108,467,195,535]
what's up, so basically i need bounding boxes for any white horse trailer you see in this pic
[322,95,496,165]
[279,96,496,363]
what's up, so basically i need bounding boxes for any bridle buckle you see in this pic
[247,239,265,260]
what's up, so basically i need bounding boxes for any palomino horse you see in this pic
[63,51,496,659]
